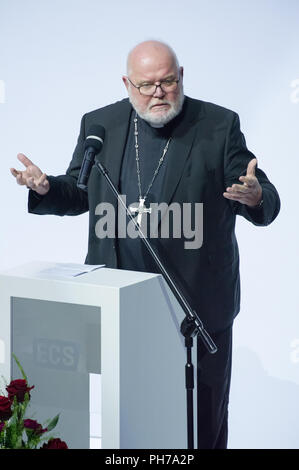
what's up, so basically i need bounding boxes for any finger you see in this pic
[223,192,249,204]
[246,158,257,177]
[239,175,256,187]
[226,190,251,199]
[26,176,35,189]
[10,167,20,178]
[227,190,250,197]
[227,184,251,194]
[25,175,35,187]
[36,173,48,187]
[17,153,35,168]
[16,172,28,185]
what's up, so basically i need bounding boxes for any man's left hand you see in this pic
[223,158,262,207]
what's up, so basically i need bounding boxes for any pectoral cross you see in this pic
[129,198,152,226]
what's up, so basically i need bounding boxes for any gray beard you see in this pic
[128,89,185,127]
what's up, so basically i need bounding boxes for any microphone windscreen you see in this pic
[84,124,105,152]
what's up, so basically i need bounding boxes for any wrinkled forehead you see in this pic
[127,47,179,82]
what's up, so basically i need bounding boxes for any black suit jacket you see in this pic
[29,96,280,333]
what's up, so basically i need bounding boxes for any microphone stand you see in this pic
[93,159,218,449]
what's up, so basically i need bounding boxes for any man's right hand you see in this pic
[10,153,50,196]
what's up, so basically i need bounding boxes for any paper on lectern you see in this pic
[38,263,105,278]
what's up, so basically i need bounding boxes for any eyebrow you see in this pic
[138,74,176,86]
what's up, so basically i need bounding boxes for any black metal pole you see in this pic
[185,336,194,449]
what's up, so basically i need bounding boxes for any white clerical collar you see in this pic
[149,122,164,128]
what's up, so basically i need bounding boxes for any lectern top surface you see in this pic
[0,261,159,289]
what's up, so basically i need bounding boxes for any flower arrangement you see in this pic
[0,354,68,449]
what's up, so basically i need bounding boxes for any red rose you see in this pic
[6,379,34,403]
[41,438,68,449]
[24,419,47,435]
[0,396,13,421]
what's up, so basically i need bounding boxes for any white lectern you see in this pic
[0,261,187,449]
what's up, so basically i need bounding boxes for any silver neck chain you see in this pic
[133,113,171,203]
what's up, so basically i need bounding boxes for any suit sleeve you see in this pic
[28,114,89,216]
[223,113,280,226]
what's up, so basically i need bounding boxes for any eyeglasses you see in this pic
[127,76,180,96]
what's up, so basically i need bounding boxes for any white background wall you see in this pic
[1,0,298,448]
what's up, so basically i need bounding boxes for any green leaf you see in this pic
[46,414,60,432]
[12,353,28,382]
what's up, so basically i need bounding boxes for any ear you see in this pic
[179,66,184,80]
[122,76,129,91]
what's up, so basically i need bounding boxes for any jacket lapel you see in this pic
[155,97,206,227]
[100,99,132,191]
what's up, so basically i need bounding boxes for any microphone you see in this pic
[77,124,105,191]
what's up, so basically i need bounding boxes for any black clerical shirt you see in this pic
[117,112,176,273]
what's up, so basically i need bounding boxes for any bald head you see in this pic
[126,40,180,77]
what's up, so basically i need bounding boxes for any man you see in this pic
[10,40,280,448]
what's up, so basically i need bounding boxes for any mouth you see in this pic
[150,103,170,111]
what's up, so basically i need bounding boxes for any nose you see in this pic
[153,84,165,98]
